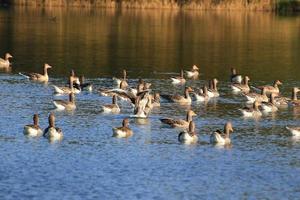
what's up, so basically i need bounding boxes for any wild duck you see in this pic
[160,110,197,128]
[23,114,43,137]
[112,118,133,138]
[210,122,234,145]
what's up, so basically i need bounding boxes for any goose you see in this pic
[185,65,199,79]
[151,92,161,107]
[23,114,43,137]
[99,80,128,97]
[194,85,210,102]
[231,76,250,93]
[43,113,63,141]
[286,127,300,137]
[53,76,81,94]
[289,87,300,107]
[19,63,52,82]
[113,69,128,87]
[261,93,278,112]
[74,75,92,91]
[243,87,268,103]
[239,101,262,117]
[161,87,194,105]
[257,80,282,95]
[101,95,120,113]
[160,110,197,128]
[178,121,198,144]
[207,78,219,97]
[70,69,80,85]
[112,118,133,138]
[230,68,242,84]
[171,70,186,84]
[210,122,234,145]
[131,93,152,118]
[53,93,76,110]
[0,53,13,68]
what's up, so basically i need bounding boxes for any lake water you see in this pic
[0,7,300,199]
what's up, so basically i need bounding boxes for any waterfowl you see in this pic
[210,122,234,145]
[239,101,262,117]
[286,126,300,137]
[19,63,52,82]
[231,76,250,93]
[160,110,197,128]
[261,93,278,112]
[257,80,282,95]
[101,95,120,113]
[171,70,186,84]
[43,113,63,141]
[74,75,93,91]
[161,87,194,105]
[23,114,43,137]
[178,121,198,144]
[70,69,80,85]
[53,93,76,110]
[185,65,199,79]
[112,118,133,138]
[53,76,81,94]
[113,69,128,87]
[131,92,152,118]
[151,92,160,107]
[289,87,300,107]
[99,80,128,97]
[230,68,242,84]
[0,53,13,68]
[194,85,210,102]
[207,78,219,97]
[243,87,268,103]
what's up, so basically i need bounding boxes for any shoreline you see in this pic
[1,0,299,12]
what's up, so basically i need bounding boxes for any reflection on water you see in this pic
[0,8,299,80]
[0,7,300,199]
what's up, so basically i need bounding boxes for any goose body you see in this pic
[161,87,193,105]
[113,69,128,87]
[230,68,242,84]
[53,93,76,110]
[207,78,219,97]
[185,65,199,79]
[231,76,250,93]
[289,87,300,107]
[239,101,262,117]
[19,64,51,82]
[244,88,268,103]
[171,70,186,84]
[194,86,210,102]
[160,110,197,128]
[257,80,282,95]
[0,53,13,68]
[53,76,81,94]
[101,95,120,113]
[74,75,93,91]
[23,114,42,137]
[261,94,278,112]
[43,113,63,141]
[210,122,234,145]
[112,118,133,138]
[178,121,198,144]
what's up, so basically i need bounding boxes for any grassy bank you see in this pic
[1,0,300,11]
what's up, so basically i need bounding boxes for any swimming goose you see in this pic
[113,69,128,87]
[53,93,76,110]
[160,110,197,128]
[23,114,43,137]
[230,68,242,84]
[178,121,198,144]
[151,92,161,107]
[161,87,194,105]
[231,76,250,93]
[112,118,133,138]
[185,65,199,79]
[239,101,262,117]
[0,53,13,68]
[243,87,268,103]
[101,95,120,113]
[207,78,219,97]
[43,113,63,141]
[53,76,81,94]
[171,70,186,84]
[289,87,300,107]
[74,75,93,91]
[210,122,234,145]
[261,93,278,112]
[286,127,300,137]
[257,80,282,95]
[194,85,210,102]
[19,63,52,82]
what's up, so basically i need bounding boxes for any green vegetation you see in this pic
[3,0,299,11]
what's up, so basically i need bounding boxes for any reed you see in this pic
[4,0,300,11]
